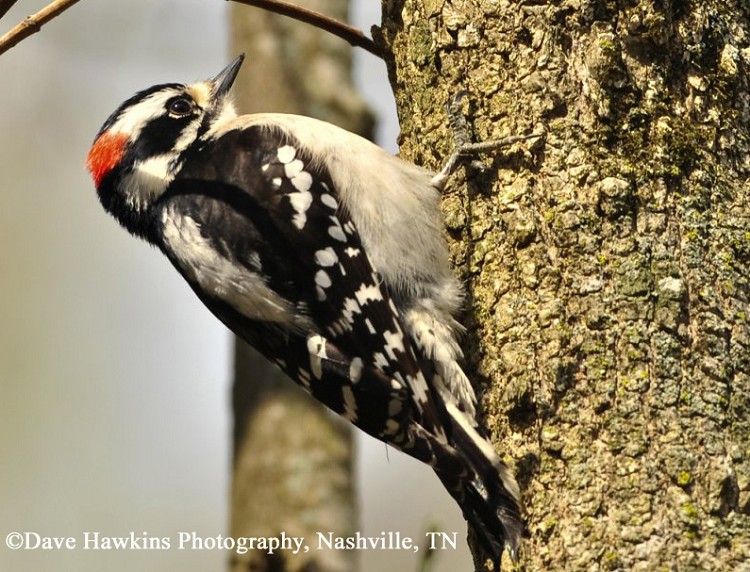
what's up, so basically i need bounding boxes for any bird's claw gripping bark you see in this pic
[431,91,541,191]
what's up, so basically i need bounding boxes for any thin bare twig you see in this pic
[0,0,20,21]
[0,0,82,57]
[229,0,381,58]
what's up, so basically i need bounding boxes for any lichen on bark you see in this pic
[380,1,750,570]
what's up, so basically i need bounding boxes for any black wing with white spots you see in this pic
[151,125,521,561]
[154,126,444,437]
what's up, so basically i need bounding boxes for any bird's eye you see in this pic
[168,98,194,116]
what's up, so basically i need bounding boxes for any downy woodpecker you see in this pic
[86,55,523,563]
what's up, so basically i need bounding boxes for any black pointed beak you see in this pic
[210,54,244,99]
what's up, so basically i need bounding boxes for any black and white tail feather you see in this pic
[87,55,528,566]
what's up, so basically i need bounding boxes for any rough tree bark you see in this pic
[378,1,750,570]
[228,3,373,571]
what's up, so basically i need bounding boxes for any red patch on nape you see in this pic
[86,131,128,189]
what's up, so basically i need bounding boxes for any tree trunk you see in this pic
[379,1,750,570]
[229,3,373,571]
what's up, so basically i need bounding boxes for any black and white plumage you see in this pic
[86,55,522,563]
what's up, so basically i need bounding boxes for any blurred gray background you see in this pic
[0,1,470,570]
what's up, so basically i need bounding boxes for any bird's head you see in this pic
[86,55,244,236]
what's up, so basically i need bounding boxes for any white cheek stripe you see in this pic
[138,154,172,180]
[121,153,175,211]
